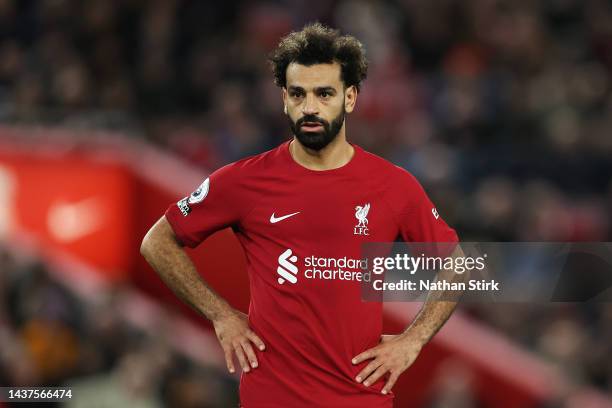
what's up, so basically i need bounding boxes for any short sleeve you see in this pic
[388,167,459,244]
[165,163,244,248]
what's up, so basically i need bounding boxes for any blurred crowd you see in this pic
[473,303,612,393]
[0,0,611,243]
[0,243,239,408]
[1,0,612,405]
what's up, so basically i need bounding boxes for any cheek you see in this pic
[323,99,344,117]
[333,96,346,110]
[287,110,300,123]
[287,101,304,116]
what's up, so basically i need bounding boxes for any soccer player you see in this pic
[141,23,460,408]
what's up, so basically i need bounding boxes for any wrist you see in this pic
[399,328,429,348]
[210,303,235,324]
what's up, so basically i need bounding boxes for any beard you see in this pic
[289,106,345,151]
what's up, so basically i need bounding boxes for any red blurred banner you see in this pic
[0,146,133,281]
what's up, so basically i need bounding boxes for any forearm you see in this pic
[140,216,232,322]
[402,245,464,345]
[401,300,457,346]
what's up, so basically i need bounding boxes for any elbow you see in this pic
[140,222,159,259]
[140,233,152,259]
[140,216,179,260]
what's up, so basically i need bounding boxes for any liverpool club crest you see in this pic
[354,203,370,236]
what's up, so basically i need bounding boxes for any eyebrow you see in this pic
[288,86,337,93]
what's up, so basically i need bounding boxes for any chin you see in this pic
[298,140,329,151]
[296,131,337,151]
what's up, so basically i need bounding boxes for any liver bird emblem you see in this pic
[354,203,370,228]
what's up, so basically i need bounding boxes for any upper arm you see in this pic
[163,163,246,248]
[387,168,458,243]
[141,215,180,256]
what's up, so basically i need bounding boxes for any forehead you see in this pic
[286,62,343,88]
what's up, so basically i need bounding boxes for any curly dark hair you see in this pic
[269,22,368,92]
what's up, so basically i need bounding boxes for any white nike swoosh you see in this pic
[47,197,104,243]
[270,211,300,224]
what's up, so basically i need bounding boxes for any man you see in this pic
[141,23,460,407]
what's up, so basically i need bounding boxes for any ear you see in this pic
[344,85,358,113]
[282,88,288,115]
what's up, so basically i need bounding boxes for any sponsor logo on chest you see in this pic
[276,248,371,285]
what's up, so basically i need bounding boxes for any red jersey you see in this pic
[165,140,458,408]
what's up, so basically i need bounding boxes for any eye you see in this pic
[319,90,330,98]
[290,90,304,98]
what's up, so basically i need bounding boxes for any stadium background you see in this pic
[1,0,611,407]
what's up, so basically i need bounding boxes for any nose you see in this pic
[302,93,319,116]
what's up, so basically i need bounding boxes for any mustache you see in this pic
[296,115,328,127]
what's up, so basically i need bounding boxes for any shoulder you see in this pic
[357,146,421,188]
[216,142,286,177]
[209,143,286,187]
[356,146,430,215]
[181,145,286,217]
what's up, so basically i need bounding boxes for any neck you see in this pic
[290,127,354,171]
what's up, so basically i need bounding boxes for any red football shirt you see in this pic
[165,140,458,408]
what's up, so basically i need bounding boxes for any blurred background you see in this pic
[0,0,612,407]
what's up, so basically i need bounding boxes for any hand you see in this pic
[213,309,266,374]
[352,334,424,395]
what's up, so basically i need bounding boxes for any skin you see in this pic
[283,62,356,171]
[141,60,462,395]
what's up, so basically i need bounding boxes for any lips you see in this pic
[300,121,324,131]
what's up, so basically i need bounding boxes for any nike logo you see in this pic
[47,197,104,243]
[270,211,300,224]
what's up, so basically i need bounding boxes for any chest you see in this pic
[240,181,399,247]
